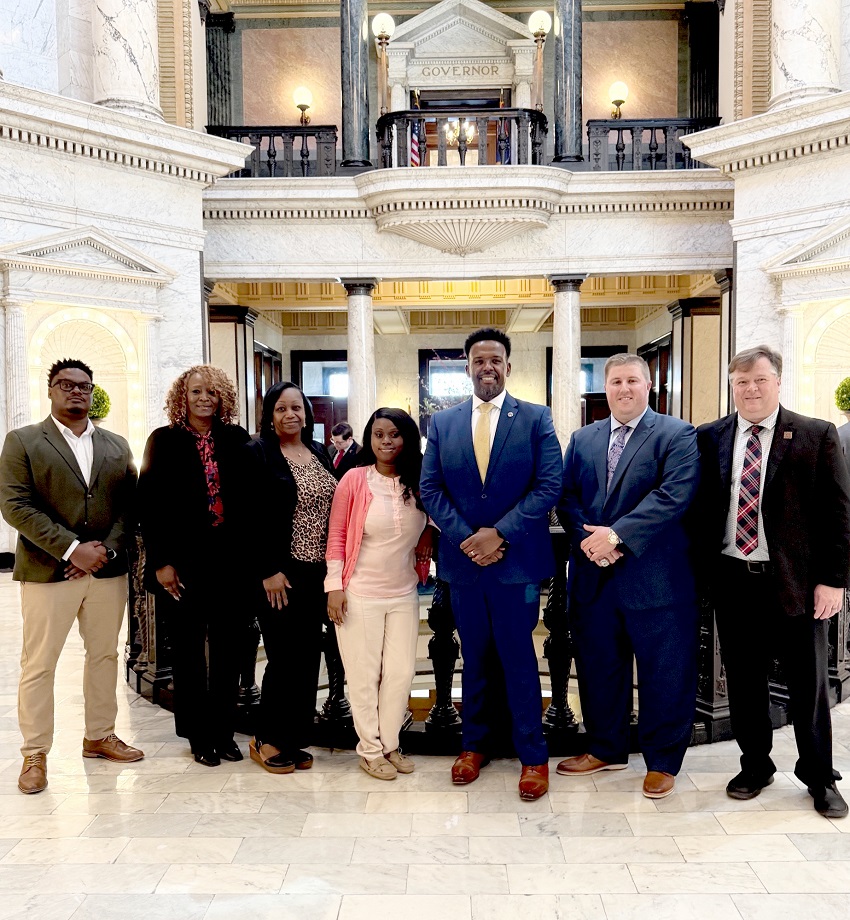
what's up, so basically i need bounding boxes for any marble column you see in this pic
[342,279,378,438]
[779,304,803,411]
[139,312,163,435]
[769,0,841,110]
[92,0,163,121]
[206,13,235,126]
[553,0,583,162]
[5,301,29,432]
[549,276,585,446]
[340,0,372,167]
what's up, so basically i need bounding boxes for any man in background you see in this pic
[329,422,360,480]
[0,358,143,795]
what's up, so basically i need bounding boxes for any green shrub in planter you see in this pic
[88,385,111,421]
[836,377,850,413]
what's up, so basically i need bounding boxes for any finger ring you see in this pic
[600,559,610,568]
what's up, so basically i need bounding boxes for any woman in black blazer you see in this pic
[241,382,337,774]
[138,366,250,766]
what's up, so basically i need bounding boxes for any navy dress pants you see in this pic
[450,578,548,765]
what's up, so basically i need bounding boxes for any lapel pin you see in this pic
[784,431,793,440]
[507,412,514,418]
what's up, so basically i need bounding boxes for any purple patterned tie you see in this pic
[735,425,762,556]
[607,424,629,490]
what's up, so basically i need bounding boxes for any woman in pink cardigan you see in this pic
[325,408,434,780]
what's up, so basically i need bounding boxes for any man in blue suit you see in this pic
[556,353,699,798]
[420,328,562,800]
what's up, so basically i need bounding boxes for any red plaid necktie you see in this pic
[735,425,762,555]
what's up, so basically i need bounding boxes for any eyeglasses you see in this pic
[50,380,94,394]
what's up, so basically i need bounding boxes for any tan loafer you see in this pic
[643,771,675,798]
[556,753,628,776]
[82,734,144,763]
[385,750,415,774]
[360,755,397,781]
[18,753,47,794]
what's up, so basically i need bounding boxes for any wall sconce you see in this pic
[609,81,628,119]
[293,86,312,125]
[372,13,396,116]
[444,118,475,147]
[528,11,552,112]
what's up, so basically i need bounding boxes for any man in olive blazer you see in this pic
[0,359,142,795]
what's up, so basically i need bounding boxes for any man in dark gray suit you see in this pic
[838,419,850,476]
[0,359,143,794]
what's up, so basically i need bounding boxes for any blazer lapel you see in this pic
[764,405,792,491]
[42,417,87,488]
[89,428,106,488]
[593,421,610,496]
[486,393,517,484]
[603,409,656,505]
[718,414,736,489]
[456,400,479,481]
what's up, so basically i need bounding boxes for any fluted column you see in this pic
[342,279,378,439]
[769,0,840,110]
[553,0,583,162]
[340,0,372,167]
[5,301,29,432]
[779,305,803,412]
[549,276,585,446]
[92,0,163,120]
[139,312,164,434]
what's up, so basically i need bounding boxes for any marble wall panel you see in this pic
[241,27,342,131]
[55,0,93,102]
[0,0,59,93]
[583,20,680,120]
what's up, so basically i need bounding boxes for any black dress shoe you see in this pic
[292,750,313,770]
[726,771,774,800]
[808,783,849,818]
[193,749,221,767]
[217,740,243,762]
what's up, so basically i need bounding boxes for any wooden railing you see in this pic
[586,117,721,171]
[207,125,338,177]
[376,108,548,168]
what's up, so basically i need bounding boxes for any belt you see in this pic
[722,556,772,575]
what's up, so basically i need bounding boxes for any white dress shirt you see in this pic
[722,406,779,562]
[471,389,507,448]
[608,407,649,450]
[51,415,95,560]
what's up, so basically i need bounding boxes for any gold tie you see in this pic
[474,401,495,484]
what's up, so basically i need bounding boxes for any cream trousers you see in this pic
[335,589,419,760]
[19,575,128,756]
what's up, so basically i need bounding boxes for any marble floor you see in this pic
[2,574,850,919]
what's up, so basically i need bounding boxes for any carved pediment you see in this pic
[764,217,850,278]
[0,227,176,286]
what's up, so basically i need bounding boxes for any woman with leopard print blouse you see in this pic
[242,382,336,774]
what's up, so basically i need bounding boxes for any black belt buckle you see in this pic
[745,560,771,574]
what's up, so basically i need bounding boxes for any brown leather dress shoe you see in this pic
[556,753,628,776]
[18,753,47,794]
[451,751,490,785]
[643,771,675,798]
[82,734,144,763]
[519,763,549,800]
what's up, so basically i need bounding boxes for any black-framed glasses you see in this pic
[50,380,94,394]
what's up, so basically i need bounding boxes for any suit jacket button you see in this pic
[481,493,487,499]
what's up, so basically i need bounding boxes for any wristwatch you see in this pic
[105,548,117,561]
[607,529,621,546]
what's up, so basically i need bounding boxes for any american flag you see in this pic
[410,120,420,167]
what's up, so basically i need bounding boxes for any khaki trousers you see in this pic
[336,589,419,760]
[19,575,128,756]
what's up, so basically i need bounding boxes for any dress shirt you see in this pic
[722,406,779,562]
[51,415,95,560]
[608,407,648,450]
[471,389,507,448]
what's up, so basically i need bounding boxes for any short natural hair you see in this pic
[164,365,238,426]
[728,345,782,378]
[48,358,93,385]
[604,353,650,382]
[332,422,353,439]
[464,327,511,360]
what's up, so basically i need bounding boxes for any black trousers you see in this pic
[714,555,835,788]
[255,559,327,753]
[161,548,244,750]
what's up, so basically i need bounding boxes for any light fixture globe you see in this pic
[609,81,629,105]
[372,13,395,39]
[293,86,313,109]
[528,10,552,36]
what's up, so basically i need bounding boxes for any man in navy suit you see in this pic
[420,328,562,800]
[556,354,700,799]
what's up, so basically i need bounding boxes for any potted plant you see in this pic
[836,377,850,424]
[88,384,111,427]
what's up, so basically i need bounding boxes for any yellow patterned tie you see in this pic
[474,402,495,483]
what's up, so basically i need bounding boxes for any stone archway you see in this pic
[801,300,850,426]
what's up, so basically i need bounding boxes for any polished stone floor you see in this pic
[2,574,850,919]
